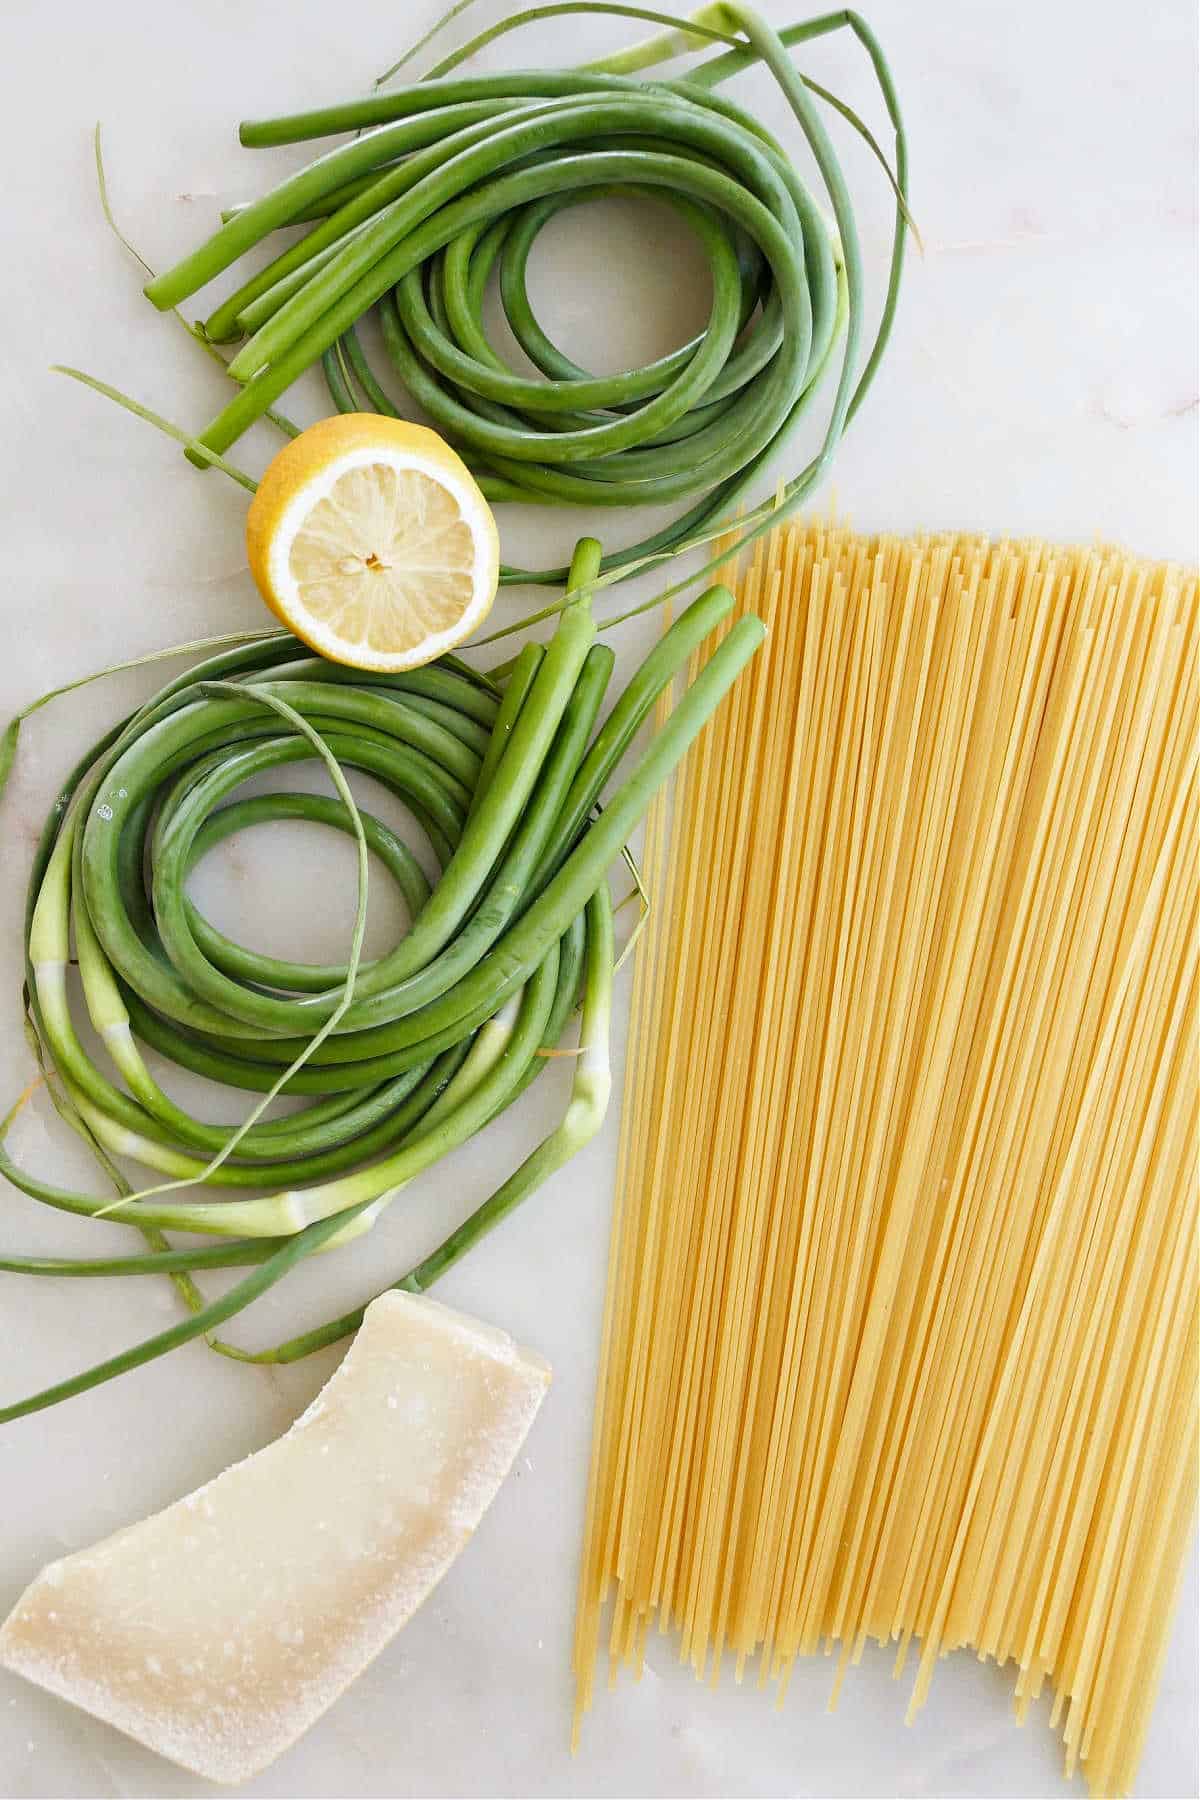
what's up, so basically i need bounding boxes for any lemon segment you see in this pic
[246,415,499,672]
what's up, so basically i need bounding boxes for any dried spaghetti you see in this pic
[572,520,1198,1798]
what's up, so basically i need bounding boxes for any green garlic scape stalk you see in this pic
[3,0,911,1421]
[66,2,908,610]
[1,540,764,1422]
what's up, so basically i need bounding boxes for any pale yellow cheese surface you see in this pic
[0,1291,551,1783]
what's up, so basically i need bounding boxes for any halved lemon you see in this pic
[246,414,500,672]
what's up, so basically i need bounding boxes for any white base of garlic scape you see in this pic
[0,1292,551,1783]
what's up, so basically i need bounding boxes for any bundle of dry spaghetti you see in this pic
[573,521,1198,1797]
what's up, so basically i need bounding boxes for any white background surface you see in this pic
[0,2,1197,1796]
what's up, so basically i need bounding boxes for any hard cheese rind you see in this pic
[0,1291,550,1783]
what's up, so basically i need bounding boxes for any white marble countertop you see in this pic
[1,1,1196,1796]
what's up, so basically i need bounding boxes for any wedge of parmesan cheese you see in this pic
[0,1291,550,1783]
